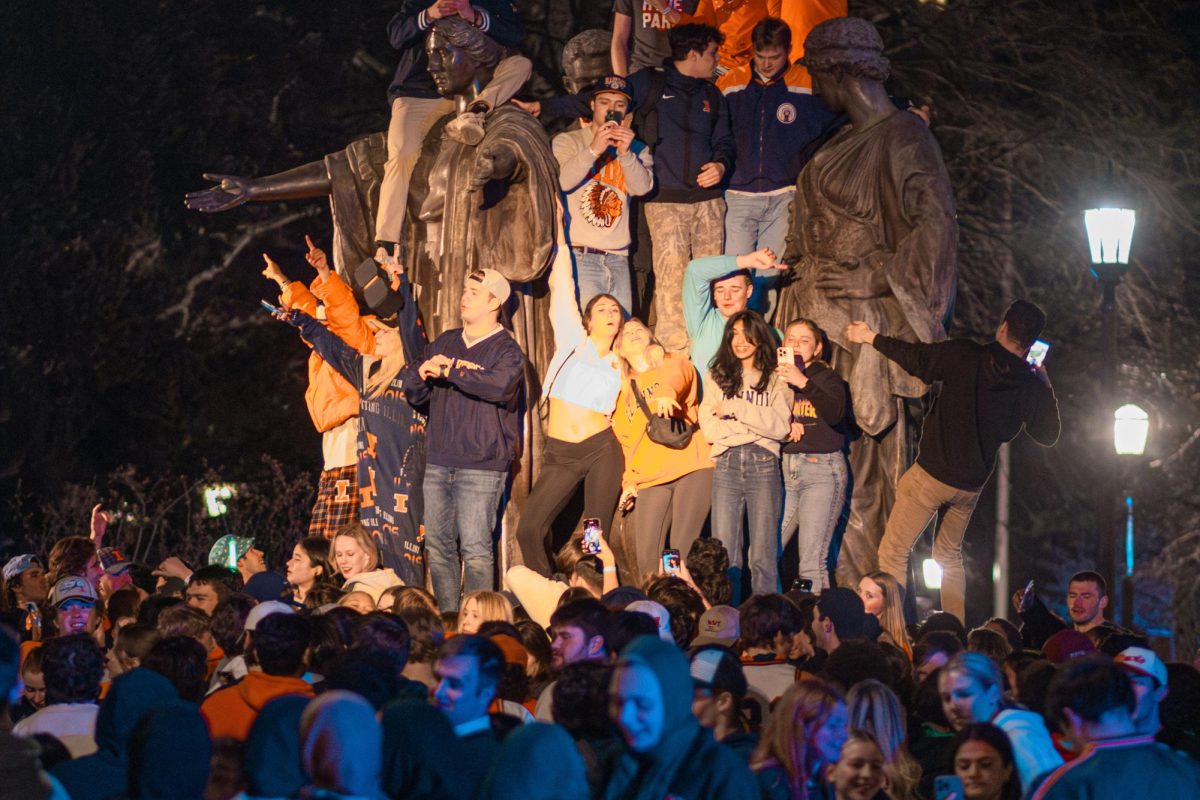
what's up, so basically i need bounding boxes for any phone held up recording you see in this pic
[661,549,680,576]
[581,518,602,555]
[1026,339,1050,368]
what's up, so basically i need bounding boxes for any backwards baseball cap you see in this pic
[591,74,633,102]
[3,554,42,583]
[691,605,740,648]
[817,587,866,640]
[208,534,256,572]
[626,600,673,642]
[244,600,295,632]
[1041,629,1096,664]
[97,547,132,575]
[1115,646,1168,688]
[51,576,99,607]
[690,646,748,698]
[466,268,511,305]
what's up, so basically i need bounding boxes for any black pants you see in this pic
[516,429,624,576]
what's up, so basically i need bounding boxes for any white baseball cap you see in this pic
[244,600,295,632]
[626,600,673,642]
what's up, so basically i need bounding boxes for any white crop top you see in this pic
[547,340,622,415]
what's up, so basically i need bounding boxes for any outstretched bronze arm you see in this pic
[184,161,331,212]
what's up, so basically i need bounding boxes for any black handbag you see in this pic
[630,378,696,450]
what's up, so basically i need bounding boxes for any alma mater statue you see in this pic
[774,17,957,588]
[185,16,559,563]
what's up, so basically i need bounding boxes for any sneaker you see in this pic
[446,111,486,146]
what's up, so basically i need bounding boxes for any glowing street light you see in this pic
[1113,404,1149,456]
[1084,207,1137,269]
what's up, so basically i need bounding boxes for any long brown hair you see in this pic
[862,571,909,655]
[751,679,845,799]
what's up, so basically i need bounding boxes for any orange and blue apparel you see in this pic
[279,271,378,434]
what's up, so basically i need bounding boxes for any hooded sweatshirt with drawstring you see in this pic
[599,636,759,800]
[52,668,179,800]
[200,669,315,742]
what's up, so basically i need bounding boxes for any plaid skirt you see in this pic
[308,464,360,538]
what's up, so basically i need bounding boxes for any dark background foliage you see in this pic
[2,1,1197,646]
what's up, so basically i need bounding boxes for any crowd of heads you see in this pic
[3,523,1197,800]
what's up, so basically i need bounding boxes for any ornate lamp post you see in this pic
[1084,206,1136,618]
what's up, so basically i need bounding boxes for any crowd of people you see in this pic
[2,529,1198,799]
[3,1,1197,799]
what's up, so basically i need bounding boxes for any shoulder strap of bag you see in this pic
[633,69,669,152]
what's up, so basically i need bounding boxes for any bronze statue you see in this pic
[561,29,613,94]
[775,17,957,588]
[185,16,561,572]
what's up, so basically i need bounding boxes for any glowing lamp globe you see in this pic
[1113,404,1149,456]
[1084,207,1136,271]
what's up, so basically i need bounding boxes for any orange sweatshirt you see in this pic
[612,354,714,489]
[200,671,314,741]
[779,0,846,64]
[685,0,782,73]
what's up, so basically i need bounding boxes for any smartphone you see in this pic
[934,775,963,800]
[581,518,602,555]
[790,577,813,593]
[260,299,280,314]
[1026,339,1050,367]
[777,346,795,364]
[604,109,624,124]
[662,548,681,575]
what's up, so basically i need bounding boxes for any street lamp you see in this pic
[1114,404,1149,456]
[1084,204,1136,620]
[1113,403,1149,627]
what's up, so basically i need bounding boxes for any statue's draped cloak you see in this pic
[777,109,957,586]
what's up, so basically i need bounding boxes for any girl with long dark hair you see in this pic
[699,310,791,595]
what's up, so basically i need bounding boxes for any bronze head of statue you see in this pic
[427,17,506,99]
[561,29,613,94]
[800,17,890,112]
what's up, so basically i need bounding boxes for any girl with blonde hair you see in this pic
[751,679,849,800]
[458,590,514,635]
[277,270,427,587]
[329,523,403,604]
[847,679,920,800]
[858,571,911,659]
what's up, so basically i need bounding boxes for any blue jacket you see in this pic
[400,327,524,473]
[718,64,835,193]
[386,1,525,102]
[543,64,736,204]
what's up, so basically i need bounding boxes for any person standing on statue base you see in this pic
[846,300,1060,622]
[553,75,654,315]
[375,0,531,265]
[401,269,523,612]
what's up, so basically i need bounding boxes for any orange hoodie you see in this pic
[200,671,314,741]
[279,272,377,434]
[685,0,782,72]
[612,353,713,490]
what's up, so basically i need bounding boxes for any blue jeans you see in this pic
[724,191,793,320]
[780,451,848,592]
[573,249,632,314]
[422,463,507,611]
[711,444,782,595]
